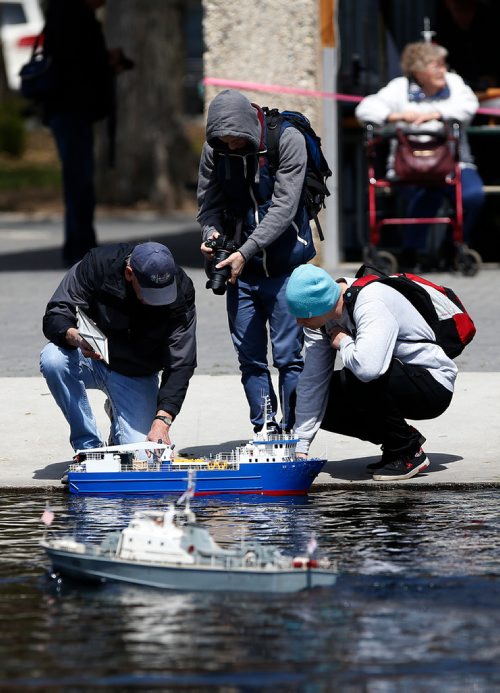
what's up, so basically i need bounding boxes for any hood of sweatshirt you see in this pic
[206,89,264,155]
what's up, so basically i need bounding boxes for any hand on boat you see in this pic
[147,419,172,446]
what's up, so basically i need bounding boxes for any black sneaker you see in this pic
[367,430,427,472]
[366,450,392,472]
[372,448,430,481]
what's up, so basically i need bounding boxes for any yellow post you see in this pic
[320,0,335,48]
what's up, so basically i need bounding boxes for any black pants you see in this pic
[49,113,97,266]
[321,359,453,456]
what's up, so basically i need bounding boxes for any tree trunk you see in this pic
[96,0,197,209]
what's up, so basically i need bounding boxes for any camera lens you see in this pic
[206,248,232,295]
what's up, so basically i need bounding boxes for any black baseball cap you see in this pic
[129,242,177,306]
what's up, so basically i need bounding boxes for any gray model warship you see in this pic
[41,477,336,593]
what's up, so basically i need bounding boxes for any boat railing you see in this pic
[252,432,299,442]
[168,460,239,471]
[69,459,242,473]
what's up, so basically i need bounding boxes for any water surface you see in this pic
[0,489,498,690]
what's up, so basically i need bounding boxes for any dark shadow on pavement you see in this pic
[321,453,463,481]
[33,460,73,481]
[0,229,204,272]
[0,246,66,271]
[177,440,248,458]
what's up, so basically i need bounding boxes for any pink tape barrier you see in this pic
[204,76,500,117]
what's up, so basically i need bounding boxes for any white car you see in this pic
[0,0,44,91]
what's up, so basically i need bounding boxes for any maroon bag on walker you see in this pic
[394,129,455,183]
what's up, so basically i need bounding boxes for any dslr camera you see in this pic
[205,234,239,295]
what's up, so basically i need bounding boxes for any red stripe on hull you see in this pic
[192,489,308,496]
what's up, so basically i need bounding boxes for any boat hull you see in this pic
[67,459,327,496]
[43,545,336,593]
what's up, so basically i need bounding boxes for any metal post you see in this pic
[320,0,340,270]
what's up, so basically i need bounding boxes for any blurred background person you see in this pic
[43,0,131,267]
[355,41,484,269]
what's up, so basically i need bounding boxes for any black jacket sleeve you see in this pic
[42,256,102,348]
[157,301,197,417]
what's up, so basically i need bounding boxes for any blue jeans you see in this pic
[401,166,485,250]
[49,113,97,266]
[227,273,303,430]
[40,342,159,451]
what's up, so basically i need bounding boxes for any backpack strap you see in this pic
[263,106,327,240]
[343,274,380,324]
[344,272,441,349]
[262,107,283,174]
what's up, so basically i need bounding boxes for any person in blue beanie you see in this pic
[285,264,457,480]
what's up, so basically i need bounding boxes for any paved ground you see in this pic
[0,212,499,490]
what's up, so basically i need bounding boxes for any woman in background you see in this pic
[355,41,484,269]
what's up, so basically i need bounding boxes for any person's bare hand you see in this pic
[65,327,101,359]
[411,111,441,125]
[147,420,172,446]
[215,251,246,283]
[400,111,421,123]
[200,231,220,259]
[330,326,349,350]
[390,110,441,126]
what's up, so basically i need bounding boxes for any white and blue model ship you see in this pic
[42,483,336,593]
[66,396,327,496]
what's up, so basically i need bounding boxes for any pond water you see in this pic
[0,489,499,691]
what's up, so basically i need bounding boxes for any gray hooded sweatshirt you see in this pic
[197,89,314,274]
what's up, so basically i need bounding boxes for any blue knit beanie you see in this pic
[286,265,341,318]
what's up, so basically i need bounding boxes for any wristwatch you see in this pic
[153,415,172,426]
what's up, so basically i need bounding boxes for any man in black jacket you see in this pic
[40,242,197,451]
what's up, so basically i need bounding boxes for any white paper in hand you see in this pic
[76,307,109,363]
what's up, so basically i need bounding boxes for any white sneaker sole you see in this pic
[373,458,430,481]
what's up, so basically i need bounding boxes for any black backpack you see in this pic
[343,265,476,359]
[263,107,332,241]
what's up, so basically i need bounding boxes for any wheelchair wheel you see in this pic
[454,248,482,277]
[373,250,399,275]
[363,246,399,274]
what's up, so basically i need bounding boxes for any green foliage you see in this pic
[0,99,26,157]
[0,164,60,190]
